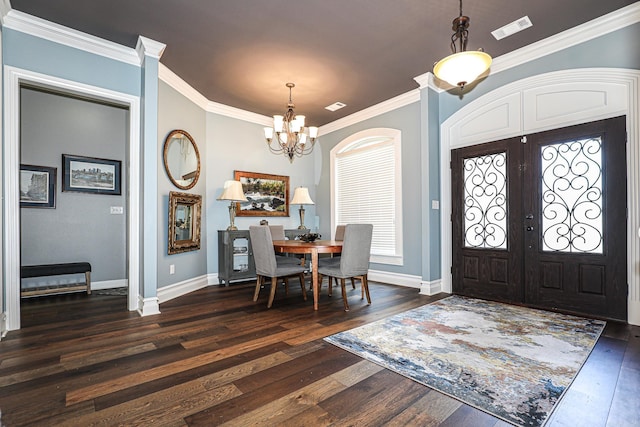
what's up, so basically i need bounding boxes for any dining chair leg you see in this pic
[267,276,278,308]
[298,273,307,301]
[355,276,364,299]
[253,275,262,302]
[340,277,350,311]
[351,278,356,290]
[284,277,290,295]
[362,274,371,305]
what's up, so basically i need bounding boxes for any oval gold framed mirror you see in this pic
[163,129,200,190]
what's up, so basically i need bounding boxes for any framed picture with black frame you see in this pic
[62,154,122,195]
[20,164,57,208]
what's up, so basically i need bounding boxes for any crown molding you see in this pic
[159,63,209,110]
[159,63,272,125]
[319,89,420,136]
[413,72,445,93]
[1,9,141,66]
[206,101,272,126]
[136,35,166,62]
[0,0,11,25]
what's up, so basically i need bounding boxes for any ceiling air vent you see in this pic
[325,102,346,112]
[492,16,533,40]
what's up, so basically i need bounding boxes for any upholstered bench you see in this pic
[20,262,92,297]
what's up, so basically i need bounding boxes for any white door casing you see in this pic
[2,66,142,331]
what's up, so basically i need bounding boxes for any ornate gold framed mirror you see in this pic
[168,191,202,254]
[163,129,200,190]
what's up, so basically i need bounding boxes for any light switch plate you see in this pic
[110,206,124,214]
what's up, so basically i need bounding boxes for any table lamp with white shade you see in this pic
[217,180,247,230]
[290,187,314,229]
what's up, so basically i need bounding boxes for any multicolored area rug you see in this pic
[324,295,605,426]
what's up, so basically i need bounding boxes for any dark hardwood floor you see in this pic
[1,281,638,426]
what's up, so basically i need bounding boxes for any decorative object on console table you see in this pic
[20,164,57,208]
[234,170,289,217]
[62,154,121,195]
[290,187,314,229]
[168,191,202,255]
[217,180,247,230]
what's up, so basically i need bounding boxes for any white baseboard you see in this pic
[368,269,422,289]
[137,295,160,316]
[629,300,640,326]
[419,279,443,296]
[157,274,209,304]
[92,279,128,290]
[367,269,446,297]
[0,313,7,339]
[207,273,220,286]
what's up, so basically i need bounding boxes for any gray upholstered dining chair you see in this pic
[268,225,302,266]
[249,225,307,308]
[318,224,355,292]
[317,223,373,311]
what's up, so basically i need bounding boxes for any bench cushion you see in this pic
[21,262,92,278]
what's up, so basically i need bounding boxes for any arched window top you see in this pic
[337,135,393,154]
[332,128,401,155]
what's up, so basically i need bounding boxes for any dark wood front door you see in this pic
[452,116,627,320]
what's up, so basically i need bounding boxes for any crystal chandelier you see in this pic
[264,83,319,163]
[433,0,492,90]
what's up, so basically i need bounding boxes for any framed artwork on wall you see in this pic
[20,164,57,208]
[234,170,289,217]
[62,154,122,195]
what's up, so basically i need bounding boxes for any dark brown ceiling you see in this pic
[10,0,638,126]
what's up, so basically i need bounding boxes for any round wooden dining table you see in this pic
[272,240,343,310]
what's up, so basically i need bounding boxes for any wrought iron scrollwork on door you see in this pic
[463,152,507,249]
[540,137,603,253]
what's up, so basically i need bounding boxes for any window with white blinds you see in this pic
[332,128,403,265]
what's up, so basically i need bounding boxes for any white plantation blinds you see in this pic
[335,140,397,257]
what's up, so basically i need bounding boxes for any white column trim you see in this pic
[439,67,640,325]
[2,66,142,330]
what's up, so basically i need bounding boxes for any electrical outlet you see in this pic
[169,264,175,275]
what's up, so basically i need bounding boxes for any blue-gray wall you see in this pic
[316,102,423,276]
[157,81,208,286]
[3,28,140,97]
